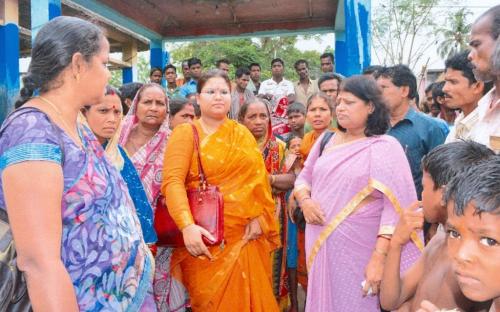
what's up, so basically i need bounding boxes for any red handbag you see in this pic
[154,124,224,247]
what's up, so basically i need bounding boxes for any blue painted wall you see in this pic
[31,0,62,42]
[0,24,20,121]
[335,0,371,77]
[150,40,167,86]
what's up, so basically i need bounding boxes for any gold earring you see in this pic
[75,74,80,82]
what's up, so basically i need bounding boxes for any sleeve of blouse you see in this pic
[161,123,195,230]
[294,132,324,192]
[0,110,62,172]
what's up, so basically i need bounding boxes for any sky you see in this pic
[294,0,498,71]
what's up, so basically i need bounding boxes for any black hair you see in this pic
[164,64,177,73]
[248,63,261,70]
[306,92,334,112]
[15,16,105,108]
[422,141,495,190]
[196,69,231,94]
[432,81,446,104]
[445,50,477,84]
[375,65,418,100]
[425,82,435,94]
[191,100,201,118]
[287,102,306,116]
[339,75,390,137]
[235,67,250,78]
[119,82,143,101]
[169,98,193,116]
[286,134,302,148]
[271,58,284,67]
[238,98,271,122]
[188,57,202,68]
[320,52,334,63]
[318,73,343,88]
[216,58,230,67]
[294,59,308,70]
[150,67,162,76]
[362,65,384,76]
[477,5,500,40]
[445,156,500,215]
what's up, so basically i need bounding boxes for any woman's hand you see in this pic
[301,198,326,225]
[243,218,263,241]
[287,194,298,223]
[363,250,386,296]
[182,224,215,260]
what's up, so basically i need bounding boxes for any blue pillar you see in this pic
[335,0,371,77]
[0,23,20,121]
[31,0,61,42]
[122,67,133,84]
[150,39,167,86]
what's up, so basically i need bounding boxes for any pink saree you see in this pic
[295,134,423,312]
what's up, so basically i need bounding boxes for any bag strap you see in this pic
[319,130,335,156]
[191,124,207,188]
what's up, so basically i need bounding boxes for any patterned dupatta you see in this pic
[119,85,171,206]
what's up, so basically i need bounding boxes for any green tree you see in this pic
[170,35,324,81]
[436,8,472,59]
[109,54,151,88]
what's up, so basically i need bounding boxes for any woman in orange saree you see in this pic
[161,70,280,312]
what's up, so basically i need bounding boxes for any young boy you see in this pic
[441,156,500,312]
[286,102,306,138]
[380,141,494,311]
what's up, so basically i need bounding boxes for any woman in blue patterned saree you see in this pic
[0,16,155,311]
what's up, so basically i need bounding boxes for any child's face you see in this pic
[446,201,500,302]
[289,137,302,155]
[288,112,305,132]
[421,171,446,223]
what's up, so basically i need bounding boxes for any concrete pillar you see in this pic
[150,39,167,86]
[122,41,138,84]
[0,0,19,121]
[31,0,61,42]
[335,0,371,77]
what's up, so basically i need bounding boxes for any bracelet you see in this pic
[374,248,387,257]
[377,234,391,241]
[270,175,276,184]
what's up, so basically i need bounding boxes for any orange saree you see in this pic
[161,119,280,312]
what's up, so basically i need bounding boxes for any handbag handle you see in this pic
[191,124,208,189]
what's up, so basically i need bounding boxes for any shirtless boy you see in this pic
[380,141,494,311]
[441,157,500,312]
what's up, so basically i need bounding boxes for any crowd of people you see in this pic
[0,4,499,312]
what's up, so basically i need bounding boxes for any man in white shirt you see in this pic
[258,58,295,105]
[443,51,491,143]
[467,5,500,150]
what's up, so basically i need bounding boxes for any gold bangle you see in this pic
[271,175,276,184]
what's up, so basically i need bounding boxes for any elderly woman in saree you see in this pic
[162,70,280,311]
[81,86,156,245]
[238,98,297,310]
[294,76,423,312]
[119,83,188,311]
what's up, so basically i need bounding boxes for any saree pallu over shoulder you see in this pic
[162,119,280,312]
[295,134,423,312]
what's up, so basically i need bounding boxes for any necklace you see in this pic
[38,96,83,148]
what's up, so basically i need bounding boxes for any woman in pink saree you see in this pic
[295,76,423,311]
